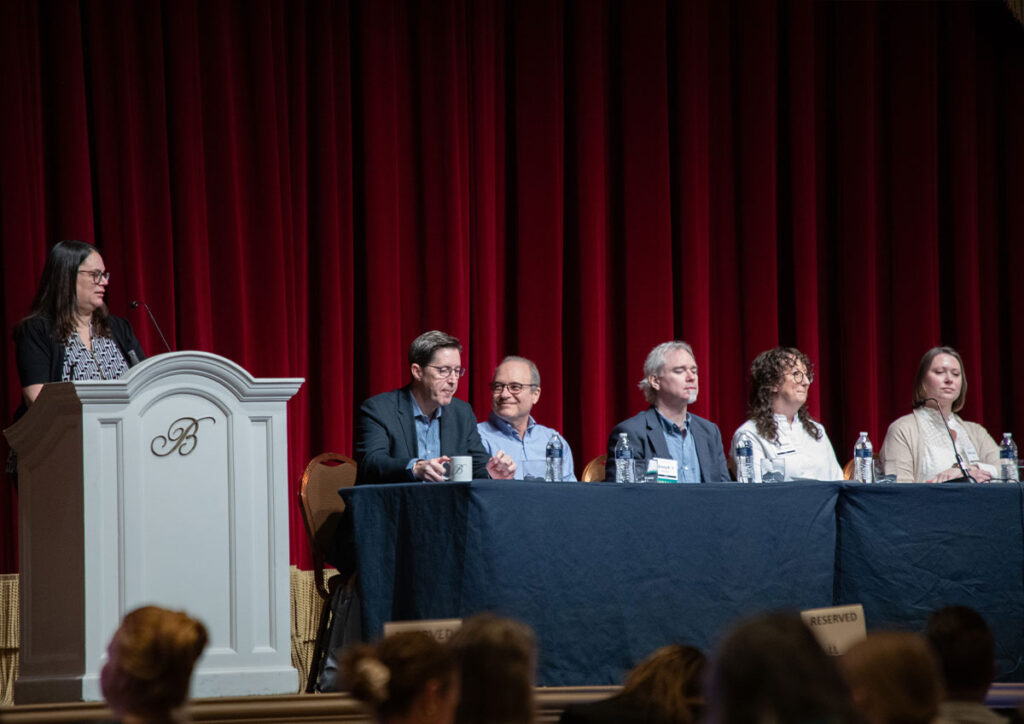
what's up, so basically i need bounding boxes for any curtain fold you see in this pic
[2,0,1024,571]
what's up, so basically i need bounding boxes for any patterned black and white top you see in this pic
[60,326,130,382]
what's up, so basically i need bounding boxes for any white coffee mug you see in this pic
[447,455,473,482]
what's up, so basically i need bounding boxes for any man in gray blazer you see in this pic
[604,340,731,482]
[355,330,516,484]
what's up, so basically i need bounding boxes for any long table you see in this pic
[340,480,1024,686]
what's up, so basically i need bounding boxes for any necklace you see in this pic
[90,348,109,380]
[79,322,108,380]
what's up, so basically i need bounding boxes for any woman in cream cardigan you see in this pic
[880,346,1000,482]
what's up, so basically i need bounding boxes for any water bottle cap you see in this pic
[1004,432,1012,438]
[619,432,628,439]
[859,431,868,436]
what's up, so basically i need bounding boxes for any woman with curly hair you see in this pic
[729,347,843,482]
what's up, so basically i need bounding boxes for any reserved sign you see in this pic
[383,618,463,643]
[800,604,866,656]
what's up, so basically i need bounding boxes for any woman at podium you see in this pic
[13,240,145,410]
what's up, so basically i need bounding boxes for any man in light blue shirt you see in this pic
[477,356,577,480]
[655,407,702,482]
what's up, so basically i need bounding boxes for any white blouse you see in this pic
[731,414,845,482]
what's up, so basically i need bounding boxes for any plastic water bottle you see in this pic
[545,434,564,482]
[614,433,635,483]
[999,433,1018,482]
[735,435,755,483]
[854,432,873,483]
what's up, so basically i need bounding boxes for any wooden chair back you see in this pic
[581,454,608,482]
[298,453,357,599]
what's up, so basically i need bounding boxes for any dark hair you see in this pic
[706,611,857,724]
[840,632,942,724]
[100,606,208,720]
[924,605,995,699]
[342,631,457,720]
[450,613,536,724]
[408,330,462,368]
[747,347,821,442]
[913,346,967,413]
[619,644,706,724]
[19,240,111,340]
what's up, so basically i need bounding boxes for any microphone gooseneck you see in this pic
[920,397,976,483]
[130,300,173,353]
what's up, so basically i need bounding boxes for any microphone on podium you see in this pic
[914,397,975,483]
[130,300,173,354]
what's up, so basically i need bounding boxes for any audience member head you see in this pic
[619,644,706,724]
[408,330,464,413]
[343,631,459,724]
[638,341,698,406]
[705,611,856,724]
[925,605,996,702]
[913,346,967,413]
[450,613,537,724]
[23,240,111,339]
[840,631,942,724]
[100,605,208,724]
[747,347,821,442]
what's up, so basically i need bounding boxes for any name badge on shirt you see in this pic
[960,438,981,464]
[651,457,678,483]
[770,432,797,457]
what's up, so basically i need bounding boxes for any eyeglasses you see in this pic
[78,269,110,284]
[489,382,537,395]
[788,369,814,384]
[426,365,467,379]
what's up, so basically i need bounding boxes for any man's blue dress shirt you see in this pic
[477,411,577,481]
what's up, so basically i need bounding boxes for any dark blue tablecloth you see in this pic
[341,480,1024,686]
[835,483,1024,681]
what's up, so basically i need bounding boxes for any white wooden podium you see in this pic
[3,352,303,703]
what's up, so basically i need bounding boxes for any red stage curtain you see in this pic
[2,0,1023,572]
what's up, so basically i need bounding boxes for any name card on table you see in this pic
[800,604,866,656]
[651,457,678,483]
[384,618,463,643]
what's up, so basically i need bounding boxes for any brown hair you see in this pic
[620,644,706,724]
[840,632,942,724]
[100,606,208,721]
[450,613,536,724]
[913,346,967,413]
[408,330,462,367]
[747,347,821,442]
[342,631,457,720]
